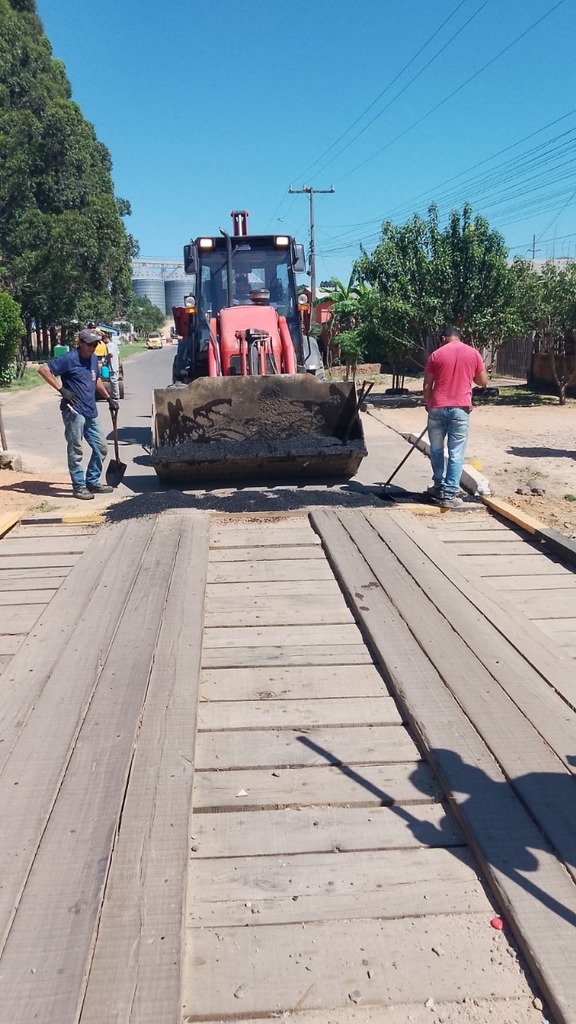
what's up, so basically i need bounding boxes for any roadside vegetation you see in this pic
[320,204,576,403]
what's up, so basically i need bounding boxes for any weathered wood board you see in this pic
[195,724,418,770]
[198,695,402,730]
[199,664,387,702]
[189,803,463,858]
[182,914,530,1019]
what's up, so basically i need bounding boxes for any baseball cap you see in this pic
[79,329,100,345]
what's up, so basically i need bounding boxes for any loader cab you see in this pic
[172,233,320,383]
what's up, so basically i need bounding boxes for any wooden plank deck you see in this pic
[183,516,543,1024]
[424,511,576,655]
[0,520,100,672]
[310,508,576,1024]
[0,511,210,1024]
[2,505,572,1023]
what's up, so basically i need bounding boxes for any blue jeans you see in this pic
[427,407,470,498]
[62,409,107,489]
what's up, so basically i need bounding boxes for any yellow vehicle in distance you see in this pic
[146,332,164,350]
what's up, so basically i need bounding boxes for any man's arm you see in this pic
[474,367,488,387]
[96,377,111,401]
[423,371,435,410]
[37,363,62,393]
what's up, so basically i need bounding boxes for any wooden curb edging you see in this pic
[483,496,576,568]
[0,513,21,538]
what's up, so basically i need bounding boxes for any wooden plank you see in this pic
[81,513,210,1024]
[453,554,568,575]
[482,496,545,533]
[437,540,542,556]
[190,803,464,858]
[340,512,576,869]
[498,573,576,590]
[9,524,99,537]
[0,635,24,655]
[0,523,132,777]
[386,511,576,709]
[310,508,576,1024]
[0,585,57,600]
[210,545,325,562]
[206,578,342,599]
[0,565,72,579]
[0,521,155,948]
[531,617,576,635]
[0,513,20,537]
[198,696,402,730]
[188,846,489,926]
[200,664,387,702]
[0,553,79,569]
[193,761,438,812]
[210,525,320,548]
[0,516,182,1023]
[0,605,46,633]
[182,914,531,1019]
[204,592,353,628]
[203,623,361,649]
[510,591,576,618]
[202,644,373,669]
[0,654,12,673]
[0,536,91,556]
[196,725,417,770]
[208,559,335,584]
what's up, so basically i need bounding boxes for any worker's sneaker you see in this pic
[440,495,464,509]
[87,483,114,494]
[72,487,95,500]
[426,484,443,500]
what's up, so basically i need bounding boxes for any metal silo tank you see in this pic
[164,280,189,314]
[132,278,167,315]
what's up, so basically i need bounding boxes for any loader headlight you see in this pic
[198,238,214,249]
[274,236,290,248]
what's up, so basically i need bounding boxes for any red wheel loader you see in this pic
[150,211,367,483]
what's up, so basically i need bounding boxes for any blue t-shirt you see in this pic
[47,349,100,419]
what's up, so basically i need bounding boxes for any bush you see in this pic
[0,292,25,386]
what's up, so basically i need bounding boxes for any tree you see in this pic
[354,204,533,371]
[126,292,165,336]
[536,261,576,405]
[0,289,25,385]
[0,0,135,349]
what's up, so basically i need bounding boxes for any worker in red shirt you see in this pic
[423,327,488,509]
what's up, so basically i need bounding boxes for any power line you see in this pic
[292,0,477,183]
[333,0,567,185]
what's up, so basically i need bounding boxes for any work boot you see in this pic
[426,484,443,500]
[87,483,114,494]
[73,487,95,500]
[440,495,464,509]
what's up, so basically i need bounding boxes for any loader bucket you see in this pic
[150,376,367,483]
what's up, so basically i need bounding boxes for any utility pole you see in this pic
[288,186,334,309]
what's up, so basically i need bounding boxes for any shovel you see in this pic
[382,425,428,491]
[106,405,127,487]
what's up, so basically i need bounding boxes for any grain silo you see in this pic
[132,278,167,315]
[164,279,190,314]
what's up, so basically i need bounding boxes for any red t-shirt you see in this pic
[424,341,485,409]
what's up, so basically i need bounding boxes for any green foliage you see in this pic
[0,0,135,339]
[354,203,518,357]
[125,292,165,335]
[0,290,25,385]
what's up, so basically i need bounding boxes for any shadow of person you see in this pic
[296,735,576,928]
[410,749,576,928]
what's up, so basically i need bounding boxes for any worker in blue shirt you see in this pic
[38,328,119,500]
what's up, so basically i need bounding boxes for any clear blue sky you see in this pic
[36,0,576,283]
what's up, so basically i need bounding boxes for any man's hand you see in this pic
[108,398,120,412]
[59,386,79,406]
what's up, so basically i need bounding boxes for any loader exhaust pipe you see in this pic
[220,228,234,307]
